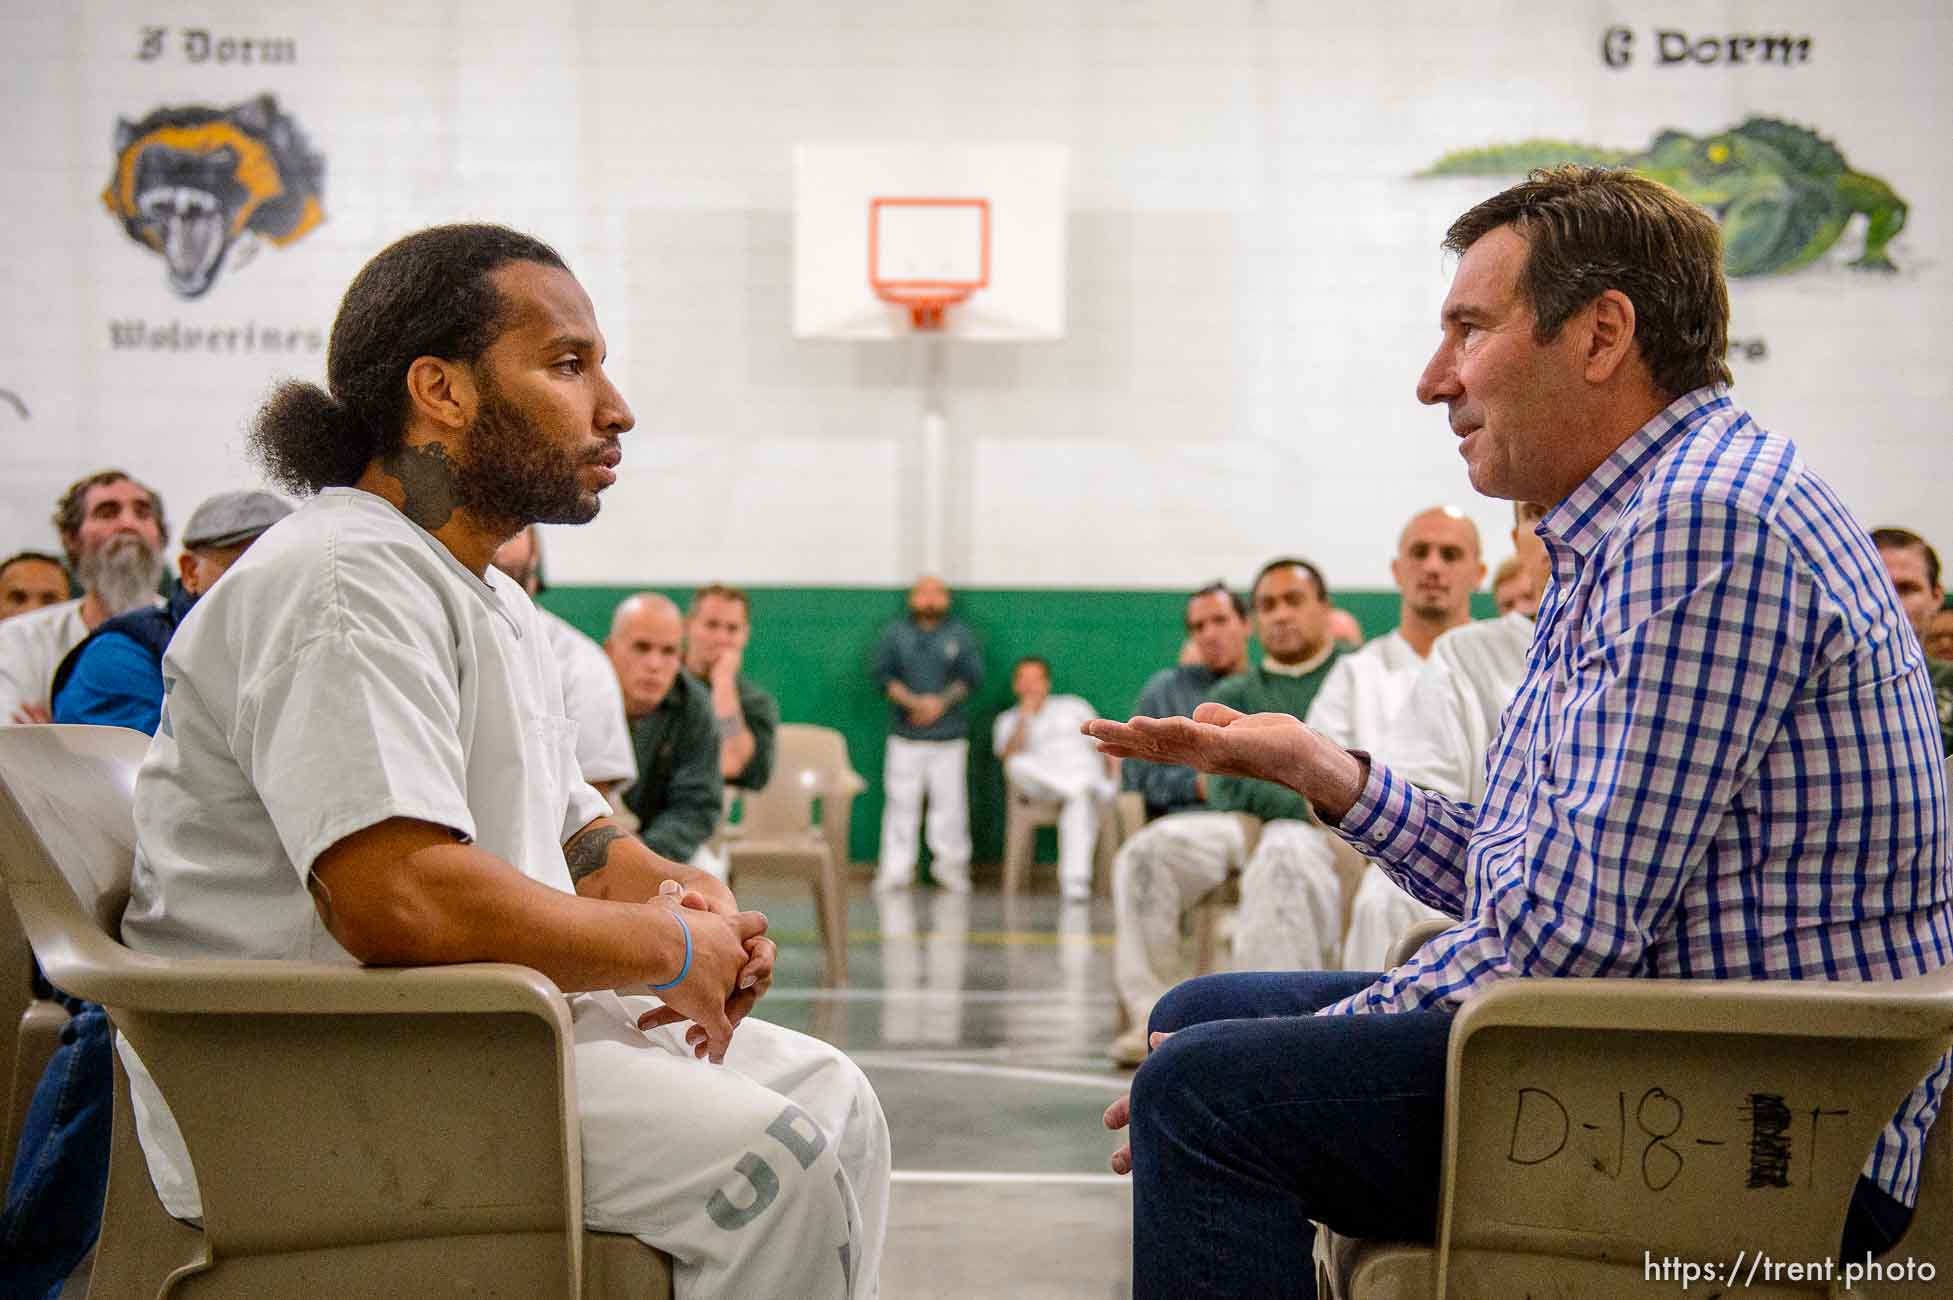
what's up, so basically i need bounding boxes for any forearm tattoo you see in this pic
[382,441,463,532]
[565,824,628,882]
[717,711,748,736]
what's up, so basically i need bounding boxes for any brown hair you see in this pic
[1871,527,1941,591]
[51,470,169,566]
[1444,166,1731,400]
[689,583,752,616]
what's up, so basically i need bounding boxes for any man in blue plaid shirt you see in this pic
[1089,166,1952,1299]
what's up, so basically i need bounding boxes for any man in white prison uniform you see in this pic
[993,656,1117,901]
[493,524,637,796]
[1109,558,1346,1064]
[1331,509,1485,971]
[117,225,887,1299]
[0,470,167,722]
[1343,506,1546,970]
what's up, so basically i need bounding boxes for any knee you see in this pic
[1149,975,1231,1037]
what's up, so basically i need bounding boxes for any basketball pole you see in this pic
[920,334,948,575]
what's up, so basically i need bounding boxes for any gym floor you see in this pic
[747,875,1135,1299]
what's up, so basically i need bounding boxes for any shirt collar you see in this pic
[1262,640,1335,677]
[1538,384,1733,562]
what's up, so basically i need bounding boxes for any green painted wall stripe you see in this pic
[543,585,1497,869]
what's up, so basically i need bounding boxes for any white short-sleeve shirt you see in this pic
[1378,611,1535,803]
[991,693,1104,781]
[119,488,611,1215]
[0,597,90,717]
[1303,629,1424,751]
[123,487,611,964]
[536,606,637,787]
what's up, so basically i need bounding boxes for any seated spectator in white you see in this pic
[1109,558,1347,1066]
[683,584,780,794]
[0,551,70,622]
[119,225,885,1297]
[1347,504,1547,971]
[0,470,166,723]
[4,491,290,1294]
[1310,508,1483,971]
[1379,501,1550,806]
[52,491,293,732]
[492,525,636,796]
[607,592,729,876]
[1871,527,1952,756]
[1121,583,1250,822]
[993,656,1117,902]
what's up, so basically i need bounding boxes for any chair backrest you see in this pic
[737,724,859,837]
[0,725,150,1000]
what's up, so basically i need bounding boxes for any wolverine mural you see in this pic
[101,93,325,299]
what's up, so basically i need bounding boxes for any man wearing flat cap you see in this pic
[50,489,294,732]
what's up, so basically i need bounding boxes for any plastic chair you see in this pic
[2,882,64,1180]
[1316,757,1953,1300]
[1001,784,1132,899]
[721,723,864,985]
[0,724,672,1299]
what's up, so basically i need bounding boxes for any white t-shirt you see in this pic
[536,606,637,787]
[0,597,89,717]
[119,488,611,1216]
[1303,629,1424,751]
[1378,611,1535,804]
[991,693,1104,781]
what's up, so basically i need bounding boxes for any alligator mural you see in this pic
[1420,118,1907,277]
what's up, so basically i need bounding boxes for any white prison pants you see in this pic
[576,993,891,1300]
[1341,862,1449,971]
[689,841,728,882]
[877,737,971,890]
[1111,812,1343,1030]
[1005,753,1114,899]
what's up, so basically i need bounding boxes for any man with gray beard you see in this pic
[0,469,167,722]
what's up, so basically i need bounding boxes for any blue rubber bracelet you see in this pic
[649,910,692,991]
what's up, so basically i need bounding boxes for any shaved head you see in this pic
[607,592,685,718]
[1393,505,1485,629]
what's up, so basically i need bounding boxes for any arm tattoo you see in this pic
[565,824,628,882]
[382,441,463,532]
[717,711,748,736]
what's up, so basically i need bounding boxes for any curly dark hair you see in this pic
[249,224,568,493]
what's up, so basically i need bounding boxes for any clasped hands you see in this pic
[634,881,775,1065]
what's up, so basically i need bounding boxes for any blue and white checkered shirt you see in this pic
[1326,384,1952,1205]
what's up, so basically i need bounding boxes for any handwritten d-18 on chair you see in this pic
[1318,785,1953,1300]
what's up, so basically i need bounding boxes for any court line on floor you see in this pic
[768,929,1115,948]
[850,1053,1131,1091]
[892,1170,1127,1186]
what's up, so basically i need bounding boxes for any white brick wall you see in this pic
[3,0,1948,589]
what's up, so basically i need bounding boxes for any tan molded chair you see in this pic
[1001,785,1136,899]
[1318,764,1953,1299]
[0,724,672,1299]
[722,723,864,985]
[2,882,65,1181]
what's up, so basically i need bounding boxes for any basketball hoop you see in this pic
[869,197,991,330]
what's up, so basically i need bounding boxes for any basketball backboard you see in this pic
[794,144,1066,340]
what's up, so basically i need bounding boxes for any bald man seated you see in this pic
[606,592,728,874]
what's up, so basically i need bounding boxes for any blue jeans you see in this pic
[1,994,112,1300]
[1129,971,1915,1300]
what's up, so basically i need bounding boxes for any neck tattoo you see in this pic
[385,442,463,532]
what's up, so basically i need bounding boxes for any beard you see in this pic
[455,377,609,529]
[78,534,162,616]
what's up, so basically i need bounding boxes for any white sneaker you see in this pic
[873,873,912,894]
[934,872,972,894]
[1109,1025,1149,1069]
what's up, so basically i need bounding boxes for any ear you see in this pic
[177,551,201,595]
[402,356,476,438]
[1582,289,1638,384]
